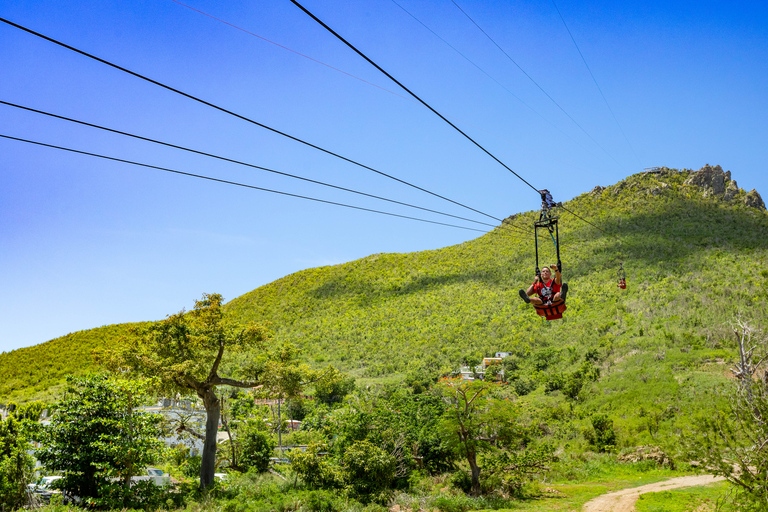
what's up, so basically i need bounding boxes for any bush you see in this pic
[239,423,275,473]
[304,490,339,512]
[449,470,472,494]
[343,440,397,503]
[585,414,617,452]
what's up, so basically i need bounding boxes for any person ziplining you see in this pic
[517,190,569,320]
[519,264,568,306]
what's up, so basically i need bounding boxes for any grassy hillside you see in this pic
[225,167,767,371]
[2,167,767,455]
[0,323,145,402]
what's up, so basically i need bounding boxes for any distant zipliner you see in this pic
[518,190,569,320]
[617,263,627,289]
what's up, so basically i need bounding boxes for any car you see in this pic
[27,476,63,503]
[131,467,172,487]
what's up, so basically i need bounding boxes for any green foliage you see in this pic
[11,400,46,421]
[0,415,35,509]
[35,374,165,508]
[687,376,768,511]
[102,293,271,399]
[314,368,356,406]
[0,323,144,403]
[585,414,617,453]
[288,443,344,490]
[238,422,275,473]
[481,444,556,495]
[436,378,533,495]
[343,440,397,502]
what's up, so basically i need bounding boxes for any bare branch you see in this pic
[176,424,205,441]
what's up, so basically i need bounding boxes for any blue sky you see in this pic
[1,0,766,352]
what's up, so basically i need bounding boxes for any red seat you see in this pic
[533,298,566,320]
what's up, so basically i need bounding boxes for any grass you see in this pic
[634,481,734,512]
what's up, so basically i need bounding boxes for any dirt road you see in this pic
[581,475,726,512]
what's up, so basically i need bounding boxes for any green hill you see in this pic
[0,323,145,402]
[2,166,767,451]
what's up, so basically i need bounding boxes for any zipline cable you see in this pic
[0,16,517,229]
[449,0,622,169]
[550,0,641,168]
[169,0,557,152]
[288,0,541,195]
[0,133,489,233]
[168,0,413,104]
[389,0,585,152]
[1,100,511,231]
[558,203,610,236]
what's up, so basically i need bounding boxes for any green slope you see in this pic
[225,168,768,373]
[3,167,767,449]
[0,323,145,403]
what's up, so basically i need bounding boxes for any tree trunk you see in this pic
[467,449,481,495]
[200,387,220,489]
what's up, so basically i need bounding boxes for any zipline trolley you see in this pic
[531,190,567,320]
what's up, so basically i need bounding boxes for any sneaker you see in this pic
[560,283,568,301]
[518,289,530,303]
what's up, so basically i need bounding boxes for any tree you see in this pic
[102,293,318,488]
[314,367,356,406]
[0,415,35,510]
[688,319,768,510]
[435,378,527,495]
[35,375,164,508]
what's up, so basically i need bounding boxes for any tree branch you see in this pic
[214,376,262,388]
[207,339,226,384]
[176,424,205,441]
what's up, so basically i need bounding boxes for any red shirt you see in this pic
[533,279,561,301]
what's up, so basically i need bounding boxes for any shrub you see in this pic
[343,440,397,503]
[585,414,617,452]
[239,423,275,473]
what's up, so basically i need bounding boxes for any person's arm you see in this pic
[552,265,562,286]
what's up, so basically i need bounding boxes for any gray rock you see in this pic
[591,185,605,196]
[745,189,766,210]
[724,180,740,201]
[684,164,726,196]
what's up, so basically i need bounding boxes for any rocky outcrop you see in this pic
[684,164,725,196]
[684,164,765,210]
[618,445,675,468]
[746,189,766,210]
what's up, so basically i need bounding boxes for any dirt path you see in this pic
[581,475,726,512]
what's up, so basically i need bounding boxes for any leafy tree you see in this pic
[0,415,35,509]
[102,293,318,488]
[435,378,524,495]
[35,375,164,508]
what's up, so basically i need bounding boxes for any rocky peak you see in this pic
[684,164,765,210]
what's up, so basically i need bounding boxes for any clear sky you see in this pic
[1,0,766,352]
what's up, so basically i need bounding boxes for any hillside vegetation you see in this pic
[3,166,767,455]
